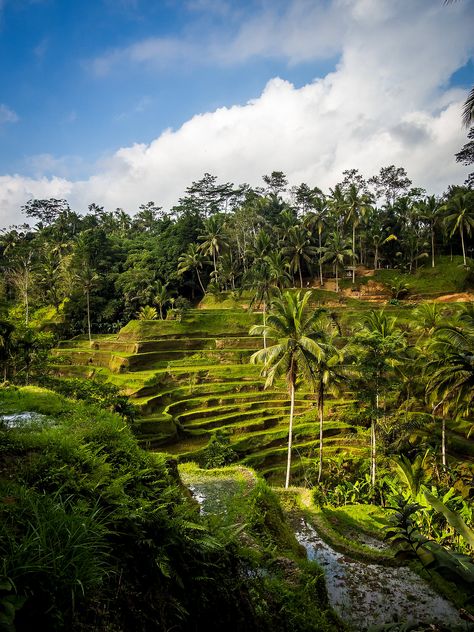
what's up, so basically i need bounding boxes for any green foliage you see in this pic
[202,431,238,469]
[137,305,157,320]
[384,496,429,558]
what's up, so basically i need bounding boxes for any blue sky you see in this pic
[0,0,473,223]
[0,0,335,176]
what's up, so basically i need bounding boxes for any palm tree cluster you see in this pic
[249,292,474,489]
[0,168,472,340]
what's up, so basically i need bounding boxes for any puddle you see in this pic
[187,479,242,515]
[296,519,470,631]
[0,411,51,429]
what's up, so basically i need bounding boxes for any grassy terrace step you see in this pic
[133,336,264,353]
[117,311,261,341]
[243,438,370,469]
[134,380,268,407]
[181,406,310,432]
[165,390,292,414]
[230,421,358,453]
[175,398,313,423]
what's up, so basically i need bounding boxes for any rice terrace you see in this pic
[1,1,474,631]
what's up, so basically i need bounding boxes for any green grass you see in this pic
[347,256,473,296]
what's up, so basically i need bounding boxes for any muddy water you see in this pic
[296,519,470,631]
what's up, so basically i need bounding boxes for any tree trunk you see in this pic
[213,250,218,283]
[441,416,446,469]
[460,224,466,266]
[319,230,323,287]
[318,386,324,483]
[159,305,164,320]
[196,269,205,294]
[335,265,339,293]
[374,244,379,270]
[285,380,295,489]
[299,264,303,289]
[371,392,378,487]
[431,227,435,268]
[263,301,267,350]
[352,223,356,284]
[86,290,92,343]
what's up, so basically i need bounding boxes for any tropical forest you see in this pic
[1,154,474,632]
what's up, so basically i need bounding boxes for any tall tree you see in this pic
[74,265,100,342]
[250,291,326,488]
[178,243,208,294]
[444,193,474,266]
[198,215,228,286]
[303,195,327,286]
[418,196,442,268]
[312,334,346,483]
[344,184,371,283]
[351,311,406,487]
[282,225,317,288]
[320,232,353,292]
[425,323,474,467]
[153,281,173,320]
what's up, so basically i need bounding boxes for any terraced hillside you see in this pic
[51,308,367,484]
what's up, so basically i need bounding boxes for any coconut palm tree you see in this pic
[344,184,371,283]
[178,243,208,294]
[265,251,291,290]
[350,311,406,486]
[198,215,228,285]
[153,280,172,320]
[303,195,327,286]
[312,334,347,482]
[74,265,100,343]
[418,196,442,268]
[425,324,474,467]
[444,194,474,267]
[249,291,327,488]
[281,225,318,288]
[246,262,273,350]
[320,232,353,292]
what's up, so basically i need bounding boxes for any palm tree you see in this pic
[249,291,327,488]
[246,263,273,350]
[137,305,157,320]
[281,225,317,288]
[444,194,474,266]
[177,243,208,294]
[351,311,406,486]
[265,251,291,290]
[198,215,228,285]
[425,324,474,467]
[462,86,474,128]
[320,232,353,292]
[303,195,327,286]
[153,281,172,320]
[412,303,446,342]
[312,334,346,482]
[344,184,371,283]
[418,196,442,268]
[74,265,100,342]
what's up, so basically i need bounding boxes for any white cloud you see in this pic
[0,0,473,224]
[0,103,18,125]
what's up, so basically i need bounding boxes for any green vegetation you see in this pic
[0,387,341,632]
[0,167,473,630]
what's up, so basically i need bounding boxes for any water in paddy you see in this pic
[0,411,50,429]
[296,518,470,631]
